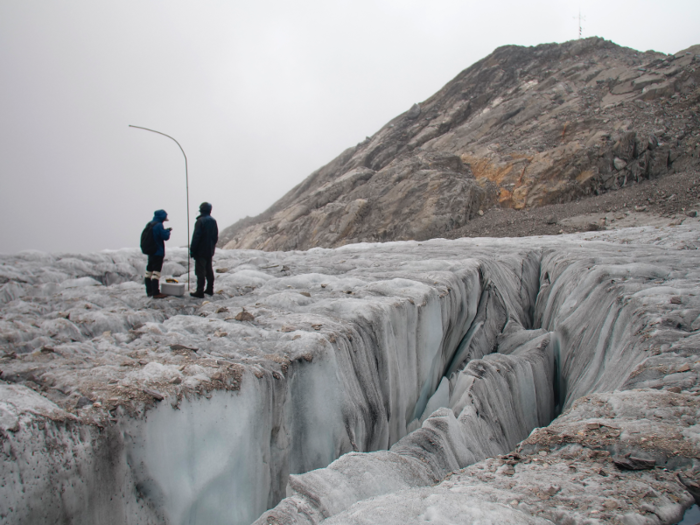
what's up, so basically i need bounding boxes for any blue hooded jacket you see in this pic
[151,210,171,257]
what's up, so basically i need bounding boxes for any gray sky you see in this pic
[1,0,699,254]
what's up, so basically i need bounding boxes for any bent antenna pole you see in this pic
[129,125,191,291]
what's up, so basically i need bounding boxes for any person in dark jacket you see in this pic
[145,209,172,298]
[190,202,218,298]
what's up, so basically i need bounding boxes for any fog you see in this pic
[1,0,698,253]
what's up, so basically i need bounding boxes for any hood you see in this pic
[199,202,212,215]
[153,209,168,222]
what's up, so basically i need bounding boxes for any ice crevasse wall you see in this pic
[1,226,700,524]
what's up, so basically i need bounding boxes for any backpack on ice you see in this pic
[140,222,157,255]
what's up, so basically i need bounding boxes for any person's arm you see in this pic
[153,222,170,241]
[190,219,201,256]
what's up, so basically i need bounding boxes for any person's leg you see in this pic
[204,257,214,295]
[190,258,205,298]
[145,257,155,296]
[195,258,205,292]
[150,256,166,298]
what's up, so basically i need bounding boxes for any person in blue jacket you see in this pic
[189,202,218,298]
[145,209,172,298]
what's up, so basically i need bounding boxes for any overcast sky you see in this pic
[1,0,699,254]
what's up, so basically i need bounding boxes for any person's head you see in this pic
[153,209,168,222]
[199,202,212,215]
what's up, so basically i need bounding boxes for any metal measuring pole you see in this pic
[129,125,191,291]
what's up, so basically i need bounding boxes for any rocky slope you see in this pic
[220,38,700,251]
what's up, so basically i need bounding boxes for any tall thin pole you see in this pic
[574,10,585,39]
[129,125,191,291]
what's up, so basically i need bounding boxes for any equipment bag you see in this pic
[140,222,157,255]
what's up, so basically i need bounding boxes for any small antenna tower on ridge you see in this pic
[574,9,585,39]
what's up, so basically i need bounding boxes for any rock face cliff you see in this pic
[220,38,700,251]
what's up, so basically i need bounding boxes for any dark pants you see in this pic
[147,255,164,274]
[194,257,214,293]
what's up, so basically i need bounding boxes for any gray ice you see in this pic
[2,224,700,524]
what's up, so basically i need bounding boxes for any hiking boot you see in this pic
[151,279,167,299]
[204,289,214,296]
[190,291,205,298]
[145,278,153,297]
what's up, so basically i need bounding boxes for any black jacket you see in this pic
[190,213,218,259]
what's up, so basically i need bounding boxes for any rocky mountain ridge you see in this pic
[220,37,700,251]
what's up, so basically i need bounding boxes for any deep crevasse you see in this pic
[255,235,700,524]
[123,252,542,525]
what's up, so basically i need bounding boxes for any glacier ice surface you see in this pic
[2,225,700,523]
